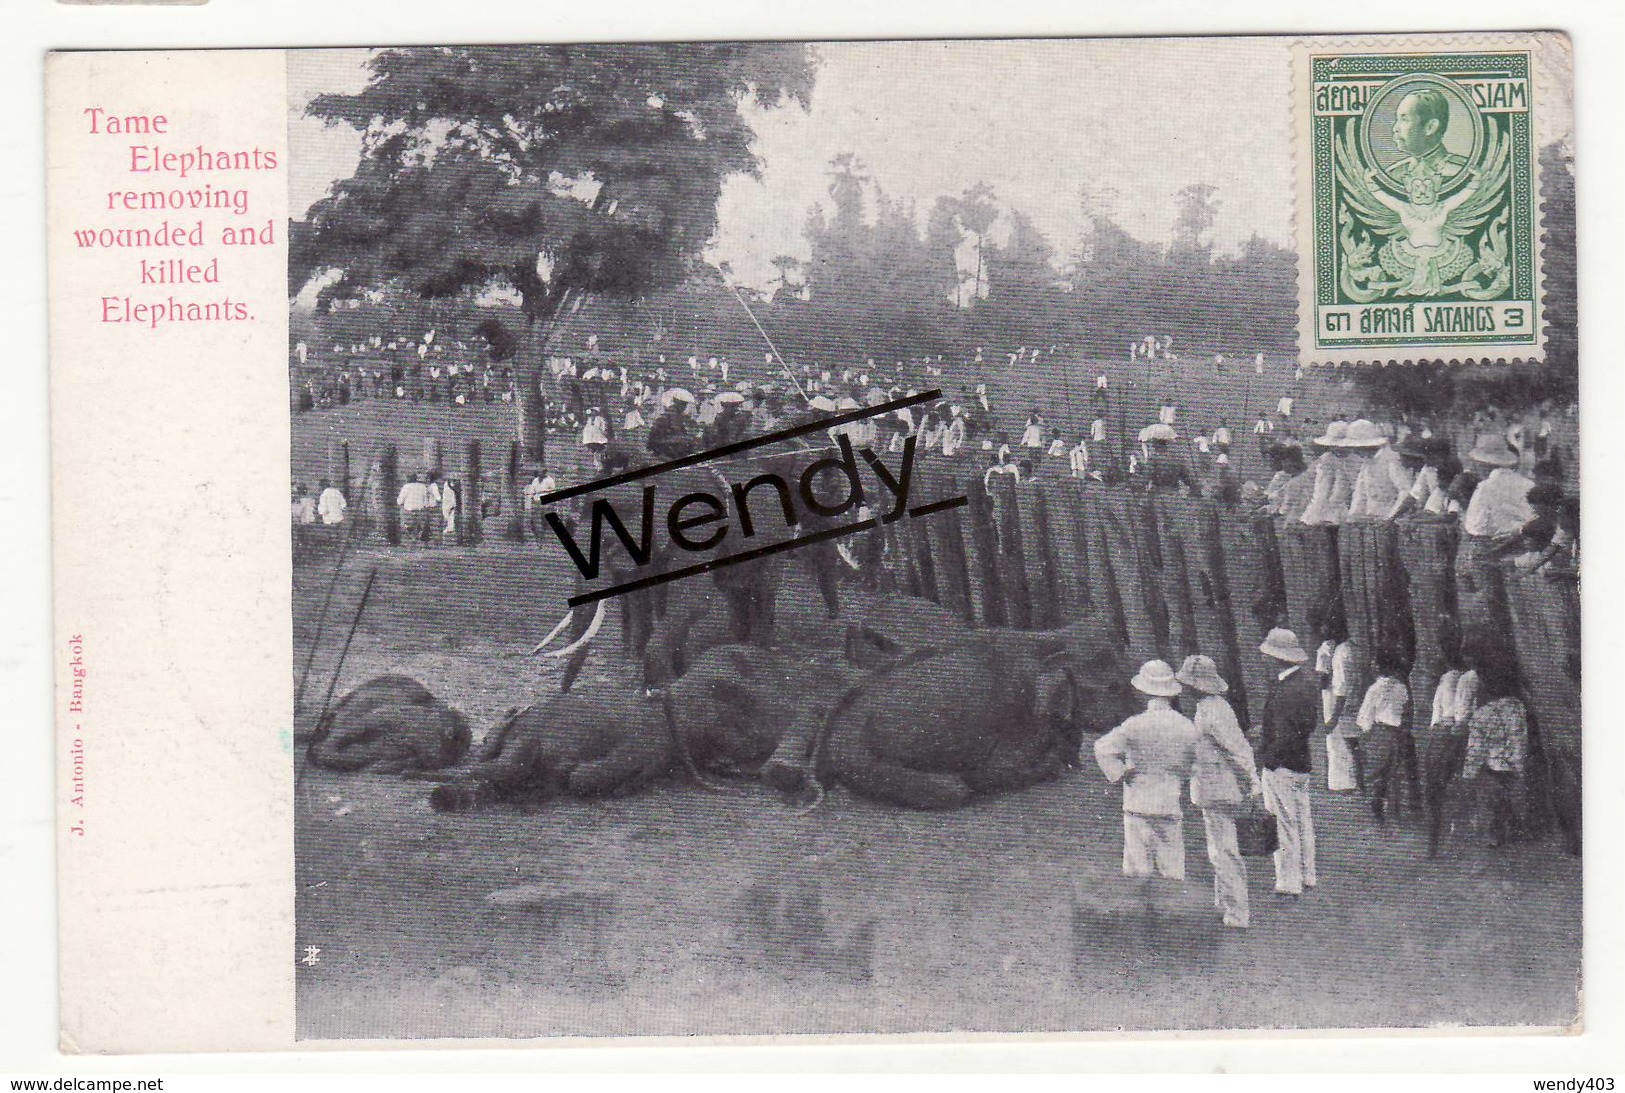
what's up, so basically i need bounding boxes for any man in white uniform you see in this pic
[316,479,348,526]
[1093,660,1199,884]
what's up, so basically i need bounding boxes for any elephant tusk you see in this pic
[789,779,827,816]
[529,609,576,655]
[543,600,605,658]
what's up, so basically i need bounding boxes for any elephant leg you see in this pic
[824,723,972,810]
[307,737,372,772]
[963,741,1064,796]
[431,739,554,811]
[565,737,670,797]
[803,542,840,619]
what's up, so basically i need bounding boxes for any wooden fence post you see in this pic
[1148,494,1200,661]
[1276,521,1341,652]
[1213,511,1283,732]
[910,511,941,605]
[1014,485,1059,629]
[964,473,1007,628]
[1505,571,1582,855]
[329,440,351,502]
[505,440,527,542]
[1396,516,1458,750]
[1339,519,1413,667]
[990,478,1033,629]
[927,466,976,625]
[1088,489,1159,662]
[1044,479,1090,621]
[1159,494,1233,680]
[462,439,483,546]
[379,443,400,546]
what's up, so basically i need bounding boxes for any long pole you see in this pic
[317,566,379,730]
[293,508,363,712]
[729,284,809,402]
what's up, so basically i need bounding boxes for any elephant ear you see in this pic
[843,624,904,668]
[1036,653,1078,726]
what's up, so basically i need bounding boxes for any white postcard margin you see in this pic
[48,48,295,1053]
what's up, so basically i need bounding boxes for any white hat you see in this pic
[1313,421,1350,447]
[1340,419,1388,448]
[716,391,745,405]
[836,397,861,411]
[1140,423,1177,443]
[660,387,695,408]
[808,395,838,412]
[1259,627,1309,664]
[1131,659,1183,697]
[1176,654,1229,695]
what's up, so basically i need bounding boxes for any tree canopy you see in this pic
[291,43,816,454]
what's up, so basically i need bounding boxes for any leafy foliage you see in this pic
[290,44,815,454]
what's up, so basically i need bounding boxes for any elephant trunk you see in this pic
[760,736,817,800]
[660,690,745,795]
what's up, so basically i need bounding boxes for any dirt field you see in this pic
[291,539,1581,1041]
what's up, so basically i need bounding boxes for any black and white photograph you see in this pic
[281,36,1582,1041]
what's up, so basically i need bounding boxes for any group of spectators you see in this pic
[294,341,1578,590]
[1093,614,1531,931]
[1252,414,1577,575]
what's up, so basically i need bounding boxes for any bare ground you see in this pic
[292,539,1581,1041]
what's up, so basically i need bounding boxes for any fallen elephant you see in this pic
[306,675,473,774]
[428,641,875,811]
[767,617,1140,810]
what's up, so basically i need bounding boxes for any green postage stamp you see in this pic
[1296,34,1570,363]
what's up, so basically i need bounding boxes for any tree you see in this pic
[1170,182,1219,266]
[956,182,999,302]
[768,254,804,301]
[803,154,871,305]
[290,44,815,459]
[925,196,966,306]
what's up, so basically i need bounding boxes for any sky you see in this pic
[286,38,1295,293]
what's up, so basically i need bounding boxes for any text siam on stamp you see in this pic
[1298,39,1556,362]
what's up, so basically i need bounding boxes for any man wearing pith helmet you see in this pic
[1094,660,1200,883]
[1256,627,1320,898]
[1179,654,1260,928]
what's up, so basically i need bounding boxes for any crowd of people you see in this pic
[292,337,1579,583]
[292,334,519,412]
[1094,614,1531,931]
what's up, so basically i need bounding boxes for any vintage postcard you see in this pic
[47,31,1580,1052]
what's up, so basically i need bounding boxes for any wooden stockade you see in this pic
[1395,519,1459,775]
[1277,523,1340,652]
[1339,519,1414,669]
[1506,572,1582,854]
[1213,512,1280,730]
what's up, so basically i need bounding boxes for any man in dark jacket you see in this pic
[1257,627,1319,896]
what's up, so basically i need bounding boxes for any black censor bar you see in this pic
[537,390,968,607]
